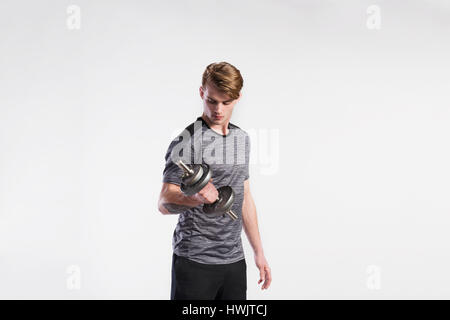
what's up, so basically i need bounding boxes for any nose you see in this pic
[212,104,224,113]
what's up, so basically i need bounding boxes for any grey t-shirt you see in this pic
[162,116,250,264]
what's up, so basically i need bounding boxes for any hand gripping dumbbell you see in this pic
[176,159,238,220]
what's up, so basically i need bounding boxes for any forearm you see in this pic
[242,190,264,255]
[158,183,202,214]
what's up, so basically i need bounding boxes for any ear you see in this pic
[199,86,204,98]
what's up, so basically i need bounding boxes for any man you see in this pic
[158,62,271,300]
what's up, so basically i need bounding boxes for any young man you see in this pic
[158,62,271,300]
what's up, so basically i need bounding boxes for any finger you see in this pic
[258,268,265,284]
[262,269,268,289]
[263,267,272,289]
[258,268,265,287]
[263,277,271,289]
[262,267,269,289]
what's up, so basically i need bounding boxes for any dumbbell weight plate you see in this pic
[203,186,235,217]
[181,163,204,186]
[180,164,211,196]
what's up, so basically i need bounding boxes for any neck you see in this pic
[201,113,229,136]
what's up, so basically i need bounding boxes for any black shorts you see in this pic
[171,253,247,300]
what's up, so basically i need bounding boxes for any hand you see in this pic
[190,178,219,204]
[255,253,272,290]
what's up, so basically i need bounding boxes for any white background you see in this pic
[1,0,449,299]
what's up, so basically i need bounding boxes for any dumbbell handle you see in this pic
[225,209,238,220]
[177,160,194,175]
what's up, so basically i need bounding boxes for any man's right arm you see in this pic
[158,180,219,215]
[158,183,202,214]
[159,132,218,215]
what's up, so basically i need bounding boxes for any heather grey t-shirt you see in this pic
[162,116,250,264]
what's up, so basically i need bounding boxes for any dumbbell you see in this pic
[176,159,238,220]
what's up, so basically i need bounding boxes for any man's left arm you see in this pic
[242,179,272,290]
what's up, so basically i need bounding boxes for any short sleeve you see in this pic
[244,134,250,181]
[162,135,194,186]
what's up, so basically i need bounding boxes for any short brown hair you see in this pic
[202,62,244,100]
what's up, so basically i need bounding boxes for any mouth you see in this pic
[213,115,223,120]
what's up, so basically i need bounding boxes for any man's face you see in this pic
[199,83,241,126]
